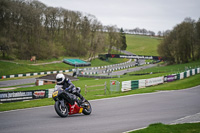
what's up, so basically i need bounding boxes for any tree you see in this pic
[107,25,121,54]
[158,17,200,64]
[157,31,162,37]
[120,28,127,50]
[196,18,200,59]
[0,0,121,60]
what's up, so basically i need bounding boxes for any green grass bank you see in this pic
[126,35,161,56]
[130,123,200,133]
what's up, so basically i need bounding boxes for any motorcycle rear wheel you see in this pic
[54,101,69,117]
[82,101,92,115]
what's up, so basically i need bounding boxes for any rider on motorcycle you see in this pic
[56,73,86,104]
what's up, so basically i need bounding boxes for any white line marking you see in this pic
[122,127,147,133]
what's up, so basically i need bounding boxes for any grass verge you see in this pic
[0,73,200,112]
[130,123,200,133]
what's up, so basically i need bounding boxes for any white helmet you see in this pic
[56,73,65,84]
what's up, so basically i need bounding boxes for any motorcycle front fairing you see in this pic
[53,86,76,105]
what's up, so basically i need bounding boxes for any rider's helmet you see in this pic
[56,73,65,84]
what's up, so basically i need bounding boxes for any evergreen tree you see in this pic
[120,28,127,50]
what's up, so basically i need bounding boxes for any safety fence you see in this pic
[121,67,200,92]
[84,80,121,96]
[84,82,107,96]
[110,80,120,94]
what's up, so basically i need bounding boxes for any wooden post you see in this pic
[85,85,87,96]
[104,81,106,95]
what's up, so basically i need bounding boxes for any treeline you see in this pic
[124,28,156,36]
[0,0,125,60]
[158,18,200,64]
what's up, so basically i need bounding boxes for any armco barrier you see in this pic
[187,70,190,77]
[121,67,200,92]
[48,89,54,98]
[180,72,184,79]
[177,73,180,80]
[121,81,131,92]
[131,80,139,90]
[139,79,146,88]
[121,80,139,91]
[1,69,72,79]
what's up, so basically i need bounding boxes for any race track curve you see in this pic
[0,85,200,133]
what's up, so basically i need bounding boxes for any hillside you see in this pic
[126,35,162,56]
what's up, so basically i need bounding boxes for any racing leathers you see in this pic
[57,78,85,103]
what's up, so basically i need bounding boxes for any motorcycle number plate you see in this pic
[79,108,83,113]
[52,91,58,97]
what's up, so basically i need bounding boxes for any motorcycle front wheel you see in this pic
[82,101,92,115]
[54,101,69,117]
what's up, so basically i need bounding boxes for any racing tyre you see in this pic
[82,101,92,115]
[54,101,69,117]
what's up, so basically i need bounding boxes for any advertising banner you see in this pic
[145,76,164,87]
[0,90,48,103]
[164,75,176,82]
[99,54,161,60]
[33,90,46,99]
[0,91,33,102]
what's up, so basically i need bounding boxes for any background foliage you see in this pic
[157,18,200,64]
[0,0,123,60]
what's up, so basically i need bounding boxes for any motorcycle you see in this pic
[52,85,92,117]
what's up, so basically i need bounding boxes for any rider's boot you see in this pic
[80,95,86,103]
[74,92,86,104]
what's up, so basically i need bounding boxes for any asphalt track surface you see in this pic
[0,85,200,133]
[0,78,35,87]
[106,64,157,76]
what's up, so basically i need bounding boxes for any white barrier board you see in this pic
[145,76,164,87]
[139,79,146,88]
[121,81,131,92]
